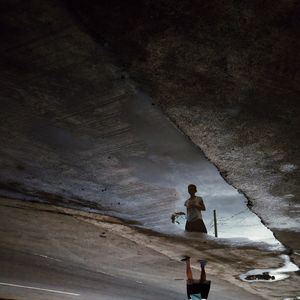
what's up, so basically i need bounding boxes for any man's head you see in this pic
[188,184,197,196]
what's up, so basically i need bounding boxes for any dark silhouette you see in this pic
[184,184,207,233]
[245,272,275,281]
[181,256,211,299]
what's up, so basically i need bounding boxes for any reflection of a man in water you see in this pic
[184,184,207,233]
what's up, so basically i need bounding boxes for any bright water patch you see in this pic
[127,91,285,249]
[240,255,299,282]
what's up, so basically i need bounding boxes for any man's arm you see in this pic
[195,198,206,211]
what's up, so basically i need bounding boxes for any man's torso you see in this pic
[185,197,204,222]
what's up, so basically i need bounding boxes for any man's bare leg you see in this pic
[198,260,207,283]
[181,256,193,282]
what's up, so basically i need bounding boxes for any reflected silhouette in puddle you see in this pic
[127,93,286,250]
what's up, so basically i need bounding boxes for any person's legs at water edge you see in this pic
[198,260,207,283]
[181,255,193,283]
[181,256,210,299]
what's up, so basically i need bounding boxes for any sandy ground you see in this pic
[0,198,299,300]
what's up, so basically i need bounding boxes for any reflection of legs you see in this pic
[199,260,207,283]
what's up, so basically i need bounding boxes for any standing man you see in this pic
[184,184,207,233]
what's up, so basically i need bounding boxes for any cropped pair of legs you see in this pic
[182,256,206,284]
[182,256,210,299]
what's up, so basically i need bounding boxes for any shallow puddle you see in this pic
[0,84,290,252]
[126,92,284,249]
[240,254,299,282]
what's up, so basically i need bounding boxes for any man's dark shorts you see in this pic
[187,280,211,299]
[185,219,207,233]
